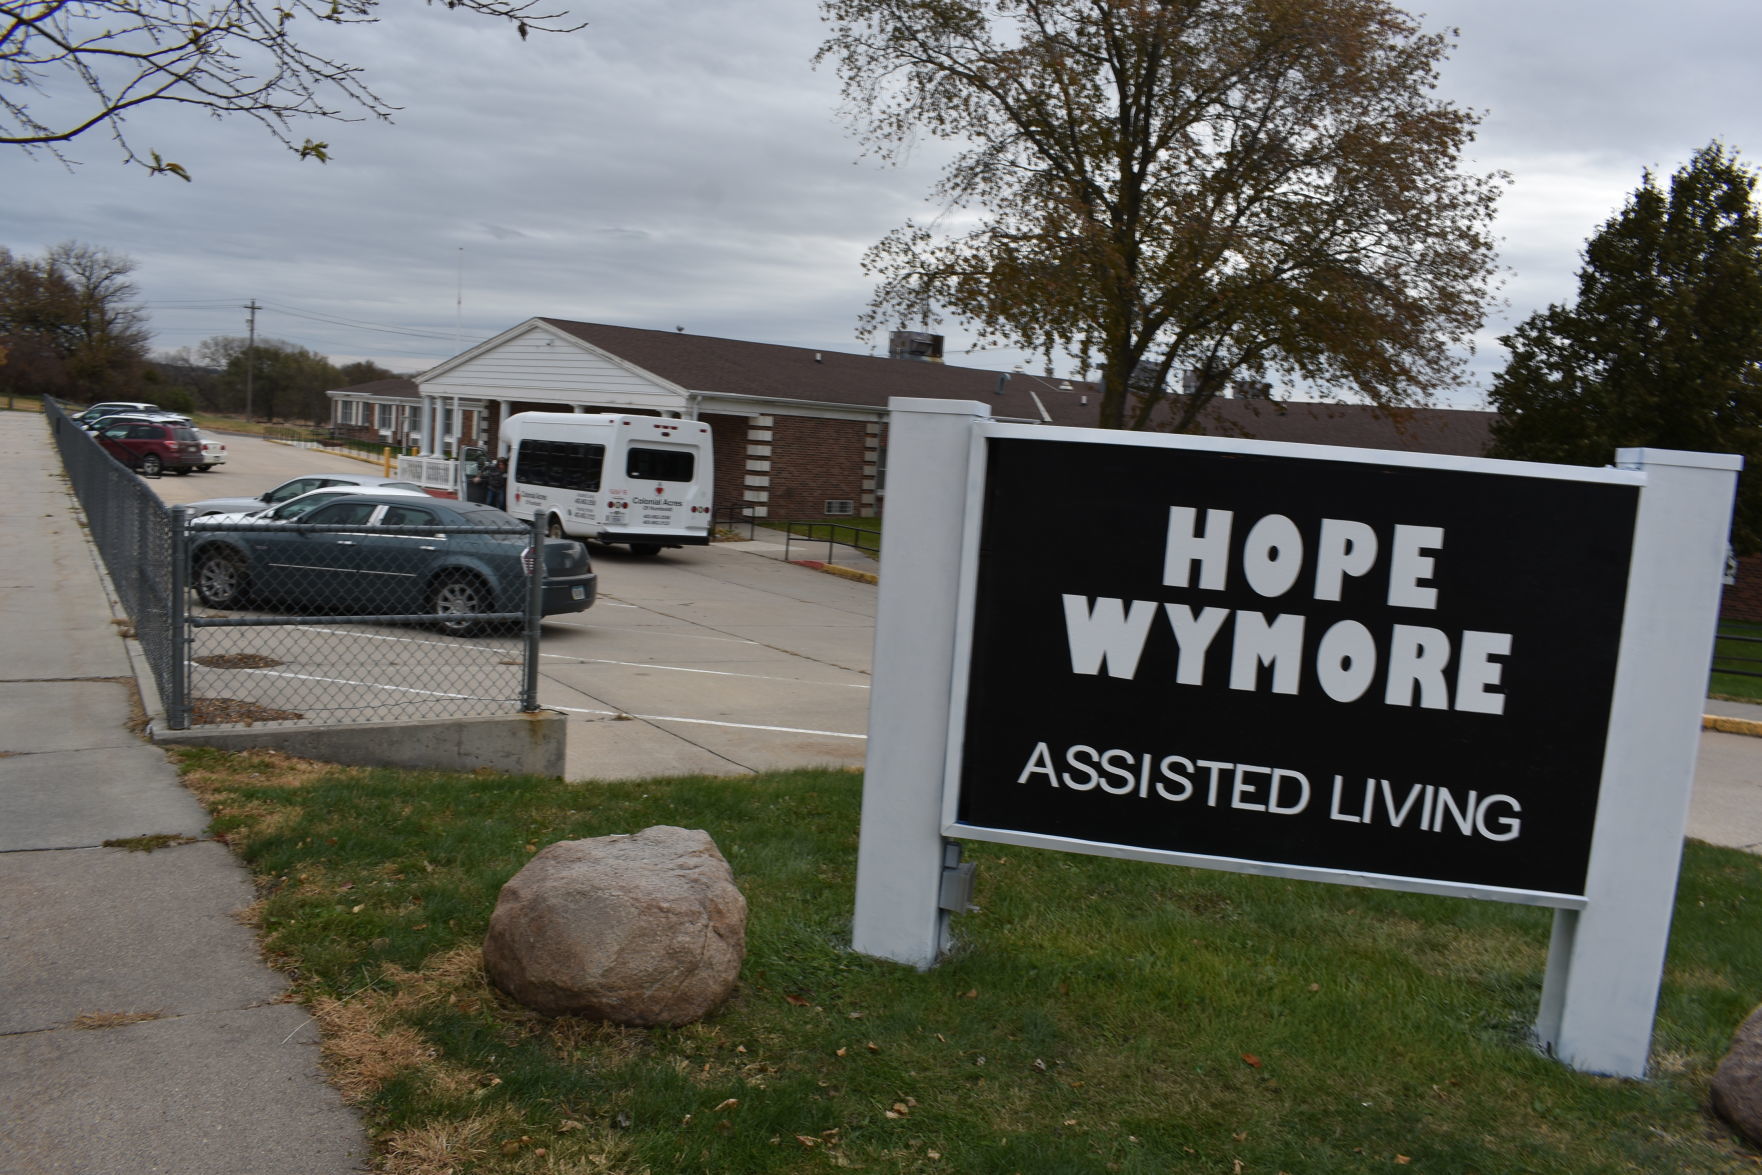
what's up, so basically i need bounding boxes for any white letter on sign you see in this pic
[1062,595,1157,679]
[1164,507,1233,591]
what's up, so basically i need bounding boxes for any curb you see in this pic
[1704,714,1762,738]
[790,559,879,585]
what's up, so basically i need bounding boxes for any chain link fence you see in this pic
[47,398,180,707]
[48,399,570,731]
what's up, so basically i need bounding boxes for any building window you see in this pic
[825,499,855,516]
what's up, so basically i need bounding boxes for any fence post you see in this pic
[167,505,192,730]
[522,513,543,712]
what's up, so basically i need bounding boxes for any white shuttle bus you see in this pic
[475,412,715,556]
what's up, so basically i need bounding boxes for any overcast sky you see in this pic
[7,0,1761,410]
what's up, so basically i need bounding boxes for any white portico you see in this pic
[413,318,696,458]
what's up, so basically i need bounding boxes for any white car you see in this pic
[183,473,431,517]
[197,433,228,471]
[190,485,434,527]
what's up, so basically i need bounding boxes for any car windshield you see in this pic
[267,494,346,521]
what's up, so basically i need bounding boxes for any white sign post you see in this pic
[1534,448,1743,1076]
[854,398,1739,1078]
[852,398,992,967]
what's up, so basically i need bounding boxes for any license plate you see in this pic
[571,586,586,600]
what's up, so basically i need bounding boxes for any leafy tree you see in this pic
[818,0,1505,431]
[203,335,341,422]
[1489,143,1762,551]
[3,0,584,176]
[0,241,149,400]
[337,359,398,386]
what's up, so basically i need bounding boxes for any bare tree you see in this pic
[0,241,150,398]
[3,0,583,175]
[819,0,1506,430]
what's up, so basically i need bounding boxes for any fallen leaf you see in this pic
[891,1102,910,1116]
[866,1041,880,1052]
[962,989,978,999]
[713,1098,739,1112]
[557,1121,584,1133]
[835,1047,848,1057]
[1396,1157,1412,1165]
[1031,1058,1048,1072]
[795,1135,819,1147]
[1241,1053,1263,1068]
[785,994,811,1007]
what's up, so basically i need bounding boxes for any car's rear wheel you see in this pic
[171,467,191,476]
[193,549,249,608]
[139,453,163,476]
[629,543,662,557]
[429,573,489,636]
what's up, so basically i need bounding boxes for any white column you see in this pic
[852,398,990,967]
[1536,447,1741,1077]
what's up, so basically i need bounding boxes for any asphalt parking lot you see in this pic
[146,432,875,781]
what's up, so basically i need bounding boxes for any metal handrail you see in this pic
[780,520,879,565]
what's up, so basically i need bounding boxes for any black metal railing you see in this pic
[779,520,880,565]
[1712,631,1762,679]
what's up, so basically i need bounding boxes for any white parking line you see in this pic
[233,669,489,700]
[227,669,869,738]
[541,655,869,688]
[286,624,864,688]
[546,705,867,740]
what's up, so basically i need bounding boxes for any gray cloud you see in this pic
[8,0,1760,402]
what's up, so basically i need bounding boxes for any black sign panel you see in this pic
[956,437,1641,898]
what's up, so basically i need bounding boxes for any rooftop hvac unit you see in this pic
[888,330,945,363]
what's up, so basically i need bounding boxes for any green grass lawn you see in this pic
[173,749,1762,1174]
[1711,621,1762,702]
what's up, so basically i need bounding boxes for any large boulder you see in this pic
[482,826,747,1026]
[1712,1003,1762,1144]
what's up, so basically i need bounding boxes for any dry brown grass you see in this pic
[307,947,501,1101]
[312,994,438,1101]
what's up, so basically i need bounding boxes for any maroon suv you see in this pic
[95,420,206,476]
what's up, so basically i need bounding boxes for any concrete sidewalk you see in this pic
[0,412,366,1174]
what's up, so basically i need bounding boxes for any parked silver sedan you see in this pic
[182,472,430,517]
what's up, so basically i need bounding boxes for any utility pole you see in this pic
[244,300,260,422]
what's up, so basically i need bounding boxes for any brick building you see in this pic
[328,317,1498,523]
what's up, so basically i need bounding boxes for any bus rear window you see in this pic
[627,447,695,482]
[516,439,604,491]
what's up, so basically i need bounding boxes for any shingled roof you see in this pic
[538,319,1493,456]
[538,318,1104,426]
[332,318,1492,458]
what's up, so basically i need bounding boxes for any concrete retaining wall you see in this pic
[152,710,567,778]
